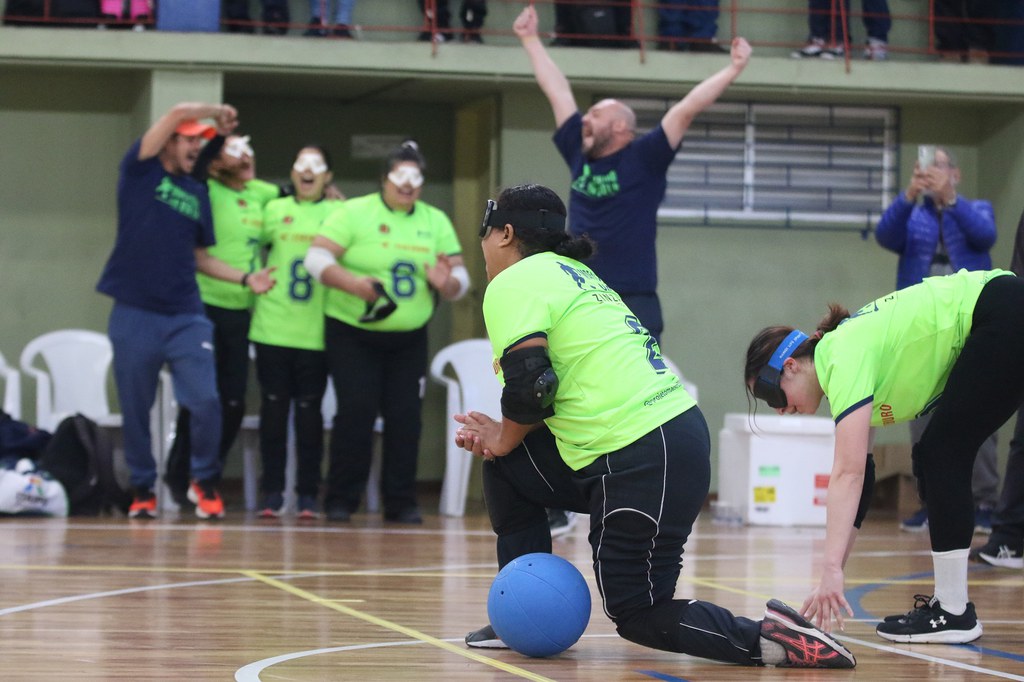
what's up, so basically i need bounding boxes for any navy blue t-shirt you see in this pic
[96,139,216,315]
[553,112,677,295]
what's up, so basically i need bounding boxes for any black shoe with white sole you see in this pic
[876,595,982,643]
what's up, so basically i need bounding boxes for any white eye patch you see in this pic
[293,153,328,175]
[224,135,253,159]
[387,166,424,189]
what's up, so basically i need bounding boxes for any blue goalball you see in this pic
[486,552,591,658]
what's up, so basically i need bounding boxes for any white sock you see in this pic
[932,548,970,615]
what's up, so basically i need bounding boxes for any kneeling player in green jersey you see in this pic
[249,145,337,520]
[745,268,1024,644]
[455,184,854,668]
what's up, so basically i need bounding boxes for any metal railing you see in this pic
[3,0,1022,66]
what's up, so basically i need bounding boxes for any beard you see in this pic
[583,128,615,160]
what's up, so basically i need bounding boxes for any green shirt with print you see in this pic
[815,268,1013,426]
[317,193,462,331]
[197,178,281,310]
[483,251,695,470]
[249,196,337,351]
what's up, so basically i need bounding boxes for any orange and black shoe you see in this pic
[760,599,855,668]
[187,479,225,520]
[128,489,158,520]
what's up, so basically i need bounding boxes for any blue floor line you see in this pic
[637,670,691,681]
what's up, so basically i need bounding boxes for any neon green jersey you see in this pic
[249,196,338,351]
[318,193,462,331]
[197,178,280,310]
[483,251,695,470]
[815,269,1013,426]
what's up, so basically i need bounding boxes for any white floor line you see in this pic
[840,635,1024,680]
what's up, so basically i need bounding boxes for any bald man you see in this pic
[514,6,750,343]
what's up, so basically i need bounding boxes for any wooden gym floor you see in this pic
[1,499,1023,681]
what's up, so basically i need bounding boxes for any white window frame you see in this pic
[621,99,899,231]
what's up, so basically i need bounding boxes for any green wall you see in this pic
[2,14,1023,499]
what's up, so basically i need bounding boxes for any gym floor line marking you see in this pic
[0,571,366,617]
[4,567,1023,679]
[0,576,255,617]
[840,635,1024,680]
[0,520,497,536]
[0,563,499,578]
[242,570,557,682]
[636,671,691,682]
[235,634,623,682]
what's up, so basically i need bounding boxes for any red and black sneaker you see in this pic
[128,490,158,520]
[760,599,856,668]
[187,479,225,520]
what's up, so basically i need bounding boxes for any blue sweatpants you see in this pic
[658,0,719,40]
[108,302,222,491]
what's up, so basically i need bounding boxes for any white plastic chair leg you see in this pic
[364,416,384,513]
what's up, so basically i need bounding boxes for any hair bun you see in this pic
[401,139,420,151]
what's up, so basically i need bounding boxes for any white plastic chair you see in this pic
[20,329,119,431]
[430,338,502,517]
[0,350,22,419]
[19,329,172,497]
[662,355,698,404]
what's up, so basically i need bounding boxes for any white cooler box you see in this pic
[717,412,835,526]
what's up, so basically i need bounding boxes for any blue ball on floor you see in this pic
[486,552,591,657]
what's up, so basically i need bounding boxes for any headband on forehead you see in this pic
[479,199,566,238]
[752,329,810,409]
[769,330,809,371]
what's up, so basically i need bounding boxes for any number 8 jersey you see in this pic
[249,196,338,351]
[317,193,463,332]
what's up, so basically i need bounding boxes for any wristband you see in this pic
[241,272,250,288]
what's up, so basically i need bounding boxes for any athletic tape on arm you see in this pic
[304,246,336,282]
[450,264,470,300]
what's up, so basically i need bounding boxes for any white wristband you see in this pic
[450,264,470,300]
[304,246,336,282]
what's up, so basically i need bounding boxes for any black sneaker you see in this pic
[297,494,320,520]
[791,38,844,59]
[258,492,285,519]
[876,595,982,643]
[970,538,1023,569]
[325,504,351,522]
[384,507,423,524]
[465,624,508,649]
[303,19,328,37]
[759,599,856,668]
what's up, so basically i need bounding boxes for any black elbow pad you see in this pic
[853,452,876,529]
[499,346,558,424]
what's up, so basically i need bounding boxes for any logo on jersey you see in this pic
[571,164,620,199]
[155,177,202,220]
[284,216,294,224]
[237,198,248,208]
[379,224,391,234]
